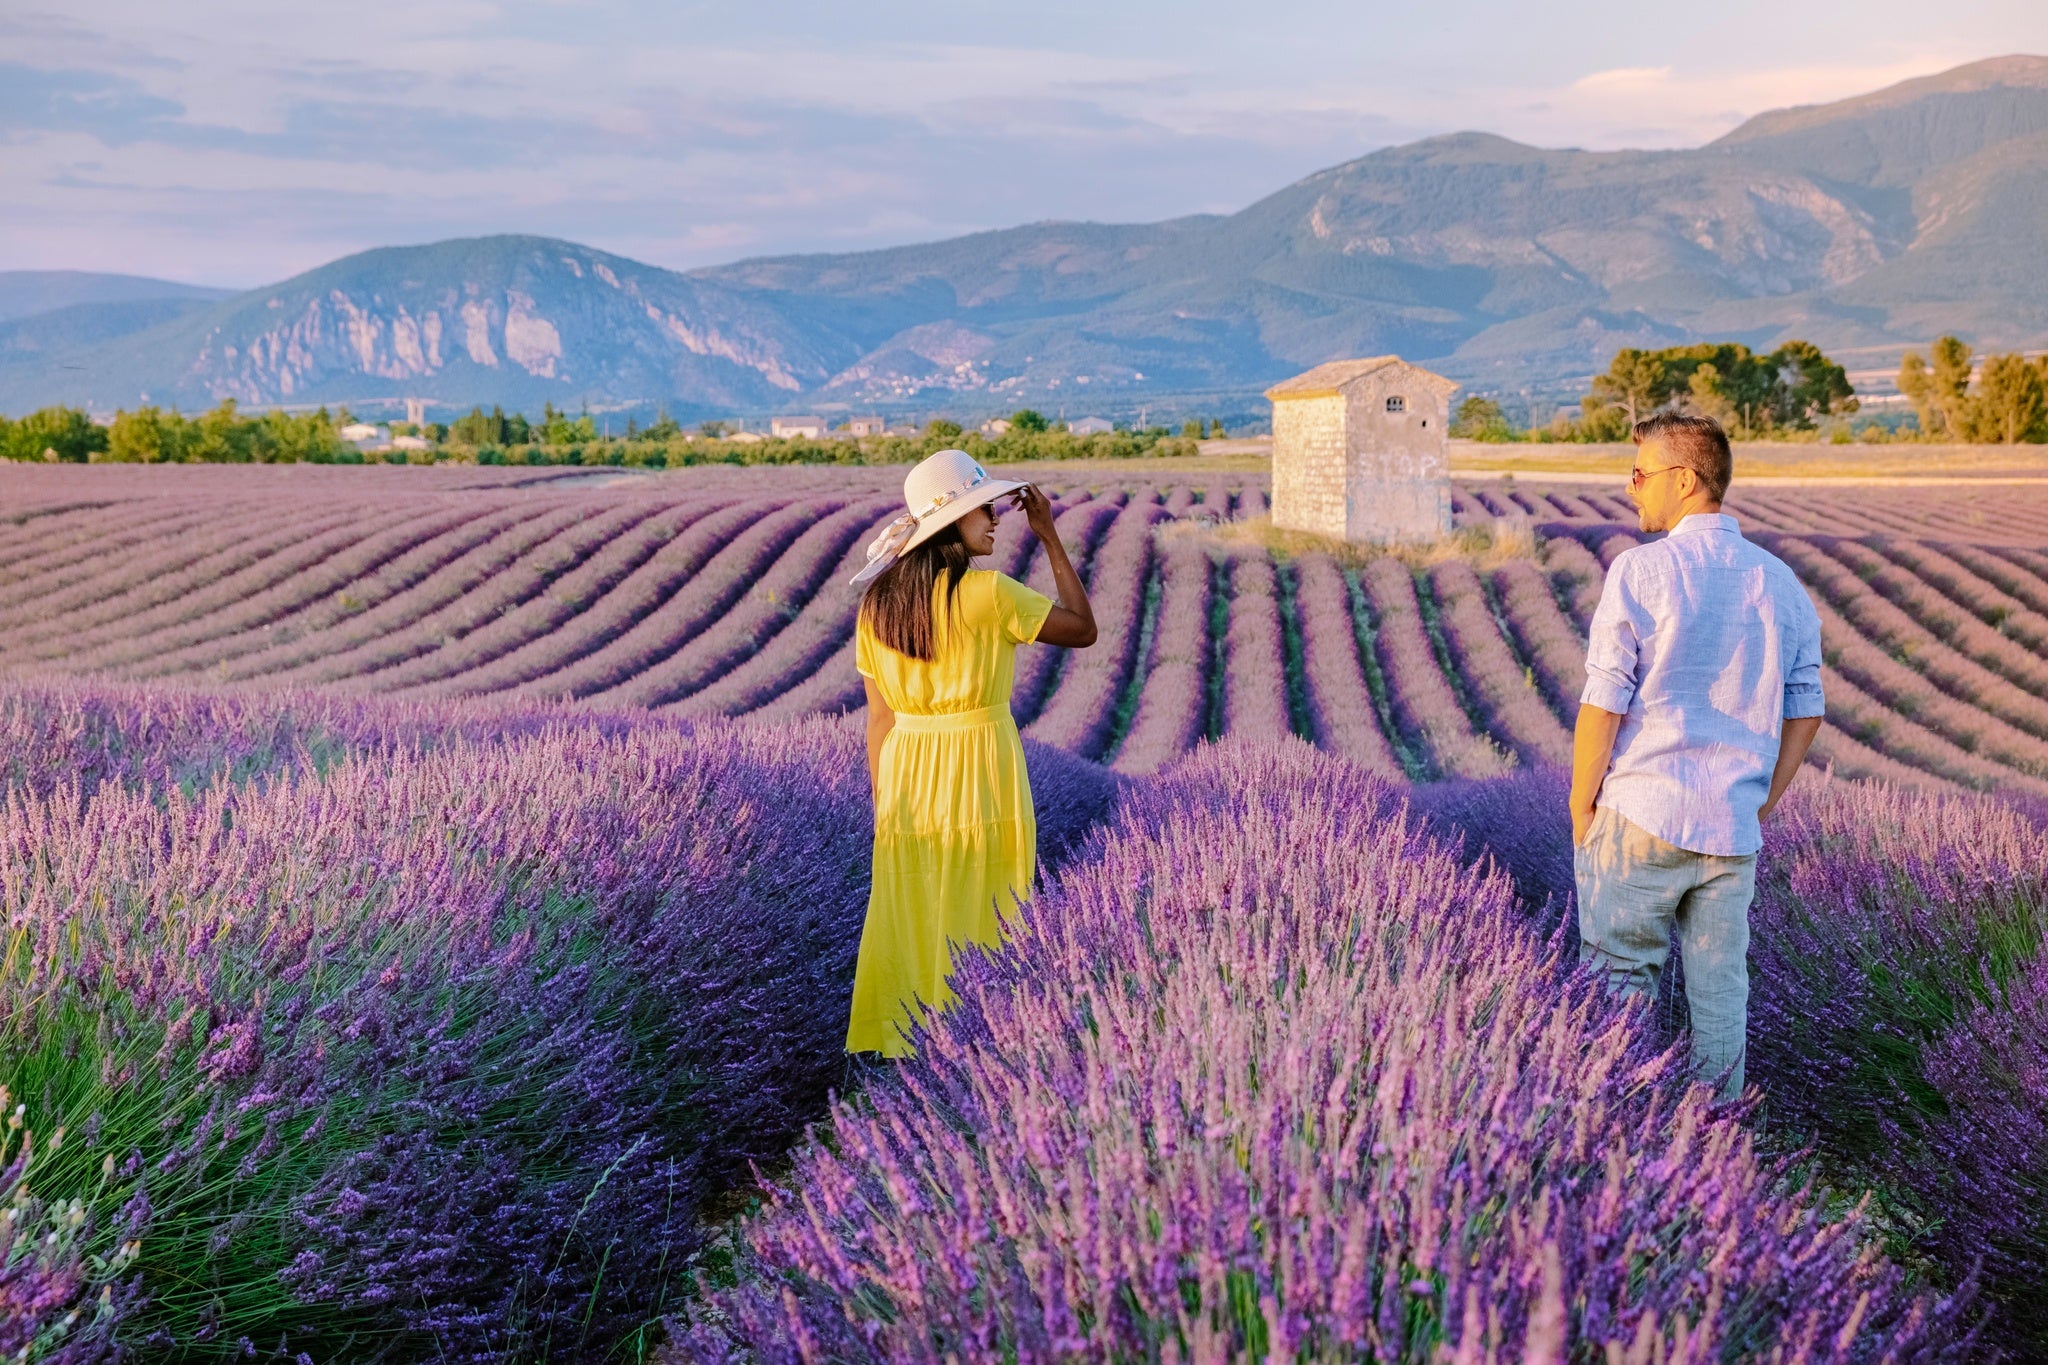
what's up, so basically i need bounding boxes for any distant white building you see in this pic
[729,430,766,445]
[391,434,433,452]
[847,415,887,437]
[771,414,827,439]
[339,422,389,450]
[1068,417,1113,436]
[979,417,1012,437]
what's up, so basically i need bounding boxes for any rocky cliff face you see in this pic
[7,55,2045,414]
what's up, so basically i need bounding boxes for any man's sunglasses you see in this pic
[1630,464,1684,489]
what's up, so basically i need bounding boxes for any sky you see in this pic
[4,0,2044,288]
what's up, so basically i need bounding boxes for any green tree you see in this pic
[192,400,253,462]
[1971,353,2048,443]
[450,406,496,445]
[1209,419,1228,439]
[1589,349,1668,427]
[925,419,964,442]
[1898,352,1939,436]
[1770,340,1857,427]
[1449,396,1511,440]
[1008,409,1049,434]
[1930,335,1975,436]
[106,406,192,463]
[0,406,106,462]
[1181,418,1203,438]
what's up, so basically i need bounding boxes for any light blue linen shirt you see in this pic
[1581,513,1825,856]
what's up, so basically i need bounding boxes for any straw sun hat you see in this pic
[849,448,1029,586]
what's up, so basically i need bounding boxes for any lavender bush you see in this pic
[0,707,873,1358]
[675,740,1979,1364]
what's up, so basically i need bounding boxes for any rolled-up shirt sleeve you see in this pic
[1783,593,1827,720]
[1580,555,1641,714]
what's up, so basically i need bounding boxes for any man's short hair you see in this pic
[1633,411,1732,502]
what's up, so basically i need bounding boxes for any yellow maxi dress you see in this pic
[846,568,1055,1056]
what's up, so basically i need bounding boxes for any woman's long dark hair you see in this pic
[861,522,973,662]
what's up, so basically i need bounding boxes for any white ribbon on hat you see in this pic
[849,512,920,586]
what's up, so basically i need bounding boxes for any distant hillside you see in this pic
[5,55,2044,416]
[0,271,233,324]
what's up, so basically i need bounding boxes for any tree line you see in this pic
[0,400,1199,466]
[1452,336,2048,444]
[1897,337,2048,443]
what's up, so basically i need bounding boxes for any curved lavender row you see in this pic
[579,501,863,710]
[1925,540,2048,642]
[23,503,482,673]
[1428,559,1573,768]
[1822,537,2048,698]
[1010,498,1123,726]
[677,740,1976,1363]
[0,498,227,595]
[266,499,657,689]
[0,497,121,560]
[1779,553,2048,790]
[0,497,317,620]
[1356,556,1512,780]
[505,499,786,701]
[1773,536,2048,744]
[1109,530,1211,775]
[622,501,881,711]
[1536,533,1606,630]
[1218,549,1292,743]
[185,502,559,682]
[1235,483,1268,517]
[375,498,715,696]
[56,503,488,675]
[1291,552,1403,776]
[0,501,347,639]
[1025,499,1165,758]
[668,497,906,718]
[433,501,760,700]
[104,504,515,680]
[1488,558,1588,721]
[1160,484,1194,517]
[1,715,876,1356]
[5,506,399,658]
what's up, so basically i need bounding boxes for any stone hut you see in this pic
[1266,356,1458,544]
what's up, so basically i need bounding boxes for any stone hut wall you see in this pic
[1270,394,1347,539]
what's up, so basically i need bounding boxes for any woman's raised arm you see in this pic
[1020,485,1096,648]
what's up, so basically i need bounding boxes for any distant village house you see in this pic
[848,416,887,437]
[979,417,1011,437]
[771,415,827,439]
[1067,416,1113,436]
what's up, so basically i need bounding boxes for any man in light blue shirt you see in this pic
[1570,411,1825,1100]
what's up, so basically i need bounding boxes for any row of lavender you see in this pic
[672,740,2044,1361]
[11,469,2048,796]
[0,680,1117,1361]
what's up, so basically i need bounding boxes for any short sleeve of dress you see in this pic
[854,613,877,679]
[992,572,1055,644]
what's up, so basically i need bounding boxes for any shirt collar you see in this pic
[1670,512,1741,538]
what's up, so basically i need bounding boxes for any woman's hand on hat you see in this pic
[1019,484,1057,540]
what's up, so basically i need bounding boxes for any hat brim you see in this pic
[898,477,1029,555]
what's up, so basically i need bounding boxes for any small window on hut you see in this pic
[1385,396,1406,414]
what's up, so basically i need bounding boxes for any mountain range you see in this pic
[5,54,2045,420]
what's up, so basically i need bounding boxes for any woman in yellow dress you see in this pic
[845,448,1097,1058]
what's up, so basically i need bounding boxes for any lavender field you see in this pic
[2,461,2046,1360]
